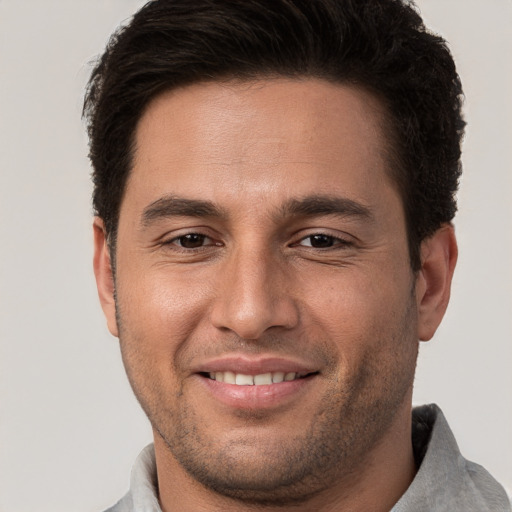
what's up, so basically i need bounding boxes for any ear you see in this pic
[93,217,119,337]
[415,224,458,341]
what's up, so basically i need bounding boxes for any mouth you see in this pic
[193,356,321,409]
[194,358,320,410]
[200,370,316,386]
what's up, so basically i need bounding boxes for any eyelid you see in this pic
[289,227,358,253]
[160,228,222,249]
[156,227,354,250]
[170,234,212,247]
[291,228,354,245]
[298,234,352,248]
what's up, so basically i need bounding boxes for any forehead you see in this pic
[125,78,396,219]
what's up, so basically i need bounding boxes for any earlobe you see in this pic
[93,217,119,338]
[416,224,458,341]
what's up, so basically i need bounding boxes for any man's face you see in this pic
[102,79,422,502]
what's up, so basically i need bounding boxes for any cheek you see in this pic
[114,268,216,409]
[115,266,214,357]
[302,270,393,326]
[300,267,413,358]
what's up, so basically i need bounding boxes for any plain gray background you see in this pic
[0,1,511,511]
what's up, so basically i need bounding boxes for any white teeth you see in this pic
[235,373,254,386]
[272,372,285,383]
[224,371,236,384]
[254,373,272,385]
[208,371,300,385]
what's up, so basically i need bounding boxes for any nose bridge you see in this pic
[211,238,298,339]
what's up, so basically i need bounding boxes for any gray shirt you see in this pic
[105,405,510,511]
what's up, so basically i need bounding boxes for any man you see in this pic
[84,0,510,511]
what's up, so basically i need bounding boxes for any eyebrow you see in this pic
[141,196,226,227]
[278,195,373,221]
[140,193,373,228]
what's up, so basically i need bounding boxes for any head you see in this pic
[86,0,462,508]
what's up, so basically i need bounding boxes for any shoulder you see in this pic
[102,491,134,512]
[101,444,160,512]
[394,404,511,512]
[465,460,512,512]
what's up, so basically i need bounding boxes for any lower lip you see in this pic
[196,374,316,410]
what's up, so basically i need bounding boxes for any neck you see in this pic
[154,401,416,512]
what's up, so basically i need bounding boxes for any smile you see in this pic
[206,371,309,385]
[194,357,320,409]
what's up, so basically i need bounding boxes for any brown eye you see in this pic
[175,233,208,249]
[303,234,335,248]
[297,233,352,249]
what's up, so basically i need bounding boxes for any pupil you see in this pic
[310,234,333,248]
[181,234,204,248]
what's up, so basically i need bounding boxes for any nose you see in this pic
[210,246,299,340]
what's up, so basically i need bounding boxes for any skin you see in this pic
[94,79,457,511]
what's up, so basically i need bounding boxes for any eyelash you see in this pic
[162,232,352,251]
[295,233,352,250]
[163,232,220,250]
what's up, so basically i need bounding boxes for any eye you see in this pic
[170,233,213,249]
[298,234,350,249]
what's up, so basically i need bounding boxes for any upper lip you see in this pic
[193,356,319,376]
